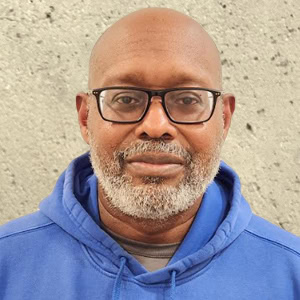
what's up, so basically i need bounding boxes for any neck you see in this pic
[98,187,202,244]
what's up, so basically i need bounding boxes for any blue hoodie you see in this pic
[0,152,300,299]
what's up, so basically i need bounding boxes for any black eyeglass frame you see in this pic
[88,86,222,125]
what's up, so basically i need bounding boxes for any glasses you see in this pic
[88,87,222,124]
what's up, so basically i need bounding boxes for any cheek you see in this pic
[88,115,135,156]
[180,119,224,155]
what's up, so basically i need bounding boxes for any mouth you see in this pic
[125,153,185,177]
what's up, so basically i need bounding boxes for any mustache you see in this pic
[115,139,192,165]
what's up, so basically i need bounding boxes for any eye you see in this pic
[115,96,137,104]
[111,93,142,106]
[175,95,203,106]
[180,97,198,105]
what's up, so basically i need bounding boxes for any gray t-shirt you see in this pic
[102,225,180,272]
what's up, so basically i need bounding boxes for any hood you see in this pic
[39,152,252,285]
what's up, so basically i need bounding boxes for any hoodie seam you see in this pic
[244,230,300,257]
[0,222,55,241]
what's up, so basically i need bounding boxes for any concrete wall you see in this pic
[0,0,299,235]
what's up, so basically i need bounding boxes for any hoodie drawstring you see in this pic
[112,257,127,300]
[112,258,177,300]
[170,270,177,300]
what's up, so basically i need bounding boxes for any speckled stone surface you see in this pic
[0,0,299,235]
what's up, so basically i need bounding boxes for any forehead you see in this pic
[89,19,221,89]
[98,66,212,89]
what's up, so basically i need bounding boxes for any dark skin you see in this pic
[76,8,235,244]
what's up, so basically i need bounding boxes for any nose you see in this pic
[134,98,177,140]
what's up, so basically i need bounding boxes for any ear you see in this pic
[221,93,235,141]
[76,92,90,144]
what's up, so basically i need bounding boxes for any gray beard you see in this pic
[89,136,223,220]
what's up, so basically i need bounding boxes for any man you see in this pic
[0,7,299,300]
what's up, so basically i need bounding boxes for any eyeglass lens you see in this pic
[99,89,214,122]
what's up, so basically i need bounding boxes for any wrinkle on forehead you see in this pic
[89,8,222,89]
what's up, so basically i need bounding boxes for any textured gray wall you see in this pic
[0,0,299,235]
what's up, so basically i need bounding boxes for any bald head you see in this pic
[89,8,222,90]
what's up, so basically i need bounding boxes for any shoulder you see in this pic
[0,210,55,242]
[0,211,74,265]
[245,214,300,257]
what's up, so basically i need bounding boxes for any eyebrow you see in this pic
[103,71,208,88]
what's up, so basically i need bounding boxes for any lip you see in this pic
[125,153,185,177]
